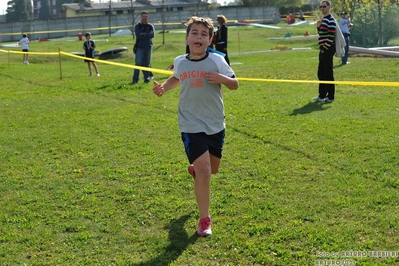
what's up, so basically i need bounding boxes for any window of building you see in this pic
[53,8,57,15]
[177,7,183,11]
[116,10,123,14]
[52,0,56,5]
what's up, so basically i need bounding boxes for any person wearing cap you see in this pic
[339,12,352,65]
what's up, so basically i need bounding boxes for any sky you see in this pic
[0,0,235,15]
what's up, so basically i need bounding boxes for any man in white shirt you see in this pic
[339,12,353,65]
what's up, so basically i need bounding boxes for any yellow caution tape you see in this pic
[1,48,399,86]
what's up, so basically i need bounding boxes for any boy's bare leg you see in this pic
[92,62,99,74]
[193,152,220,219]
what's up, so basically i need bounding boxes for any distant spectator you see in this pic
[215,14,230,65]
[19,33,29,65]
[132,11,155,84]
[339,12,353,65]
[286,13,295,24]
[83,32,100,77]
[272,11,277,25]
[299,10,305,21]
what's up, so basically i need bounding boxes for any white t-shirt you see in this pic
[20,37,29,50]
[173,52,235,135]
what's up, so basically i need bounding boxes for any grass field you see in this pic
[1,23,399,265]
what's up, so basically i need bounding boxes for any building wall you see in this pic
[33,0,63,19]
[0,6,278,42]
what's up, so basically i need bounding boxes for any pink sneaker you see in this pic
[197,217,212,237]
[188,165,195,179]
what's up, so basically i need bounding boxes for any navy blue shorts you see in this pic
[181,130,225,164]
[84,51,95,62]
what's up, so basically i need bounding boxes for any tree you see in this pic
[6,0,32,22]
[129,0,136,40]
[347,1,399,47]
[56,0,71,10]
[153,0,171,45]
[39,0,51,20]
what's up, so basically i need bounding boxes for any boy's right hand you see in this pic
[153,81,164,97]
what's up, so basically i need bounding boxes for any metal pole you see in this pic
[109,0,112,36]
[58,47,62,80]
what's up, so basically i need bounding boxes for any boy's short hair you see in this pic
[22,33,27,38]
[141,11,149,16]
[186,16,214,39]
[85,32,91,37]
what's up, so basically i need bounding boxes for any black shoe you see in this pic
[130,81,138,85]
[144,79,150,83]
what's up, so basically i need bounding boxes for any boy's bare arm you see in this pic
[153,76,180,97]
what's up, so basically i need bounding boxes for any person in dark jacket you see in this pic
[132,11,155,84]
[215,14,230,65]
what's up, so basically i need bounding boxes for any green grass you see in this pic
[1,24,399,265]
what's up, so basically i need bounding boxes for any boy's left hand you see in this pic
[205,72,223,84]
[153,81,164,97]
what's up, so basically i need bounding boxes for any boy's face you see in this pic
[186,23,212,55]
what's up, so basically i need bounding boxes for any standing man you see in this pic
[299,10,305,21]
[272,12,277,25]
[314,0,336,103]
[339,12,352,65]
[132,11,155,84]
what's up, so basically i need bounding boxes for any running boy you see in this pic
[19,33,29,64]
[152,16,239,237]
[83,32,100,76]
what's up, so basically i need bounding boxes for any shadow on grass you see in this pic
[333,63,347,69]
[289,101,330,116]
[133,214,198,266]
[231,126,315,160]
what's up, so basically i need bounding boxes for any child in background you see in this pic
[19,33,30,64]
[152,16,239,237]
[83,32,100,76]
